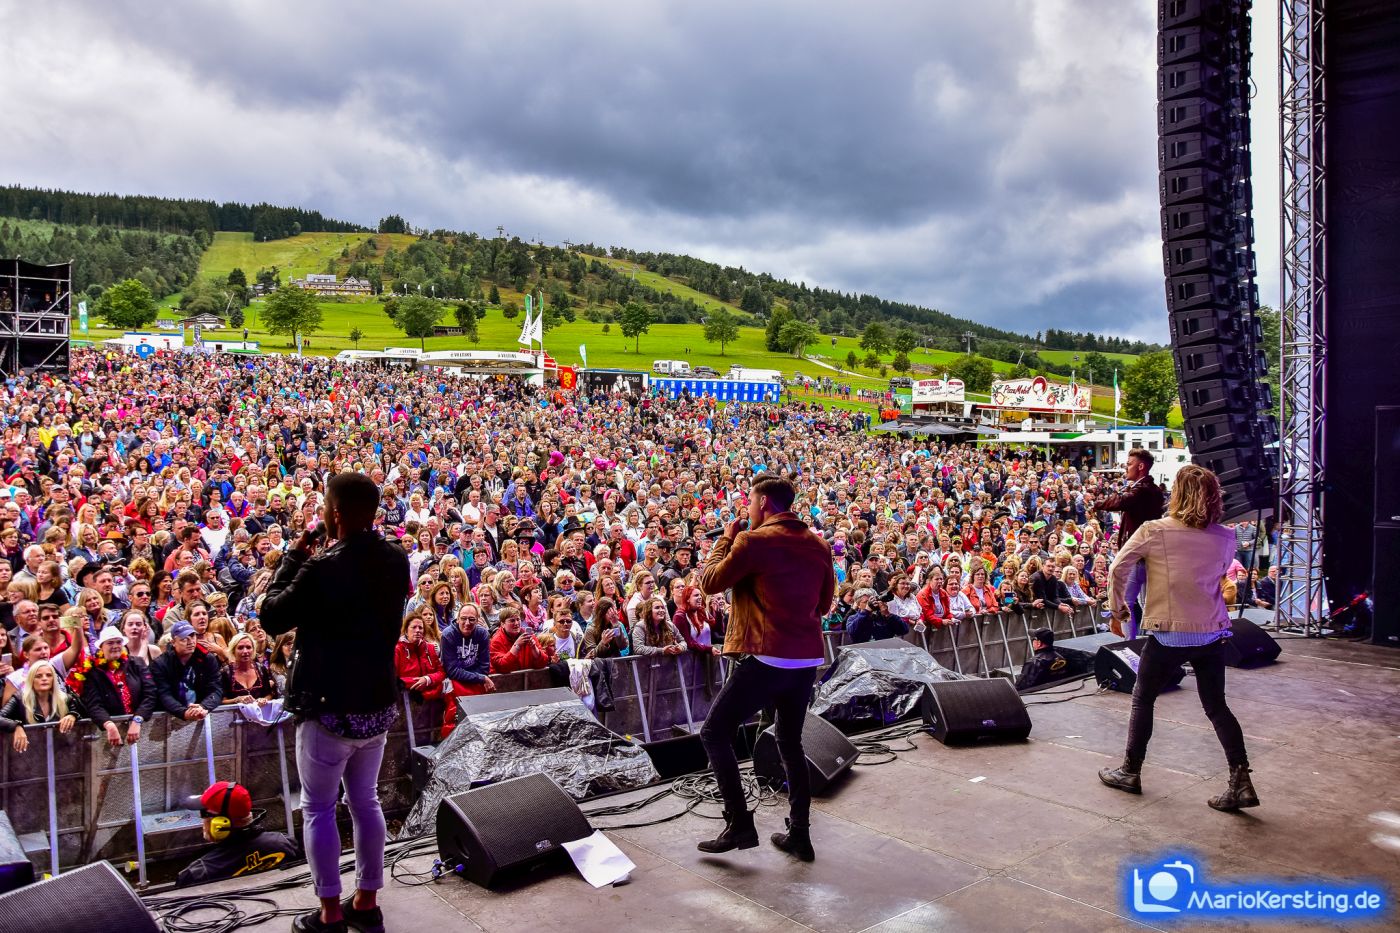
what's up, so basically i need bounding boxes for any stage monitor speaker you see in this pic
[435,773,592,888]
[752,712,858,795]
[0,811,33,896]
[1374,525,1400,647]
[0,861,158,932]
[1050,633,1124,684]
[410,745,437,794]
[1221,616,1282,667]
[920,679,1032,745]
[1094,638,1188,693]
[456,686,578,719]
[642,732,710,780]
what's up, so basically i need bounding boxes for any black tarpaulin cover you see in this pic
[810,639,968,724]
[400,699,659,837]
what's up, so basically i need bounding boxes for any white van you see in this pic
[652,359,692,376]
[725,366,782,384]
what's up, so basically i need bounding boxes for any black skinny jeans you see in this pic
[1125,636,1249,769]
[699,656,817,825]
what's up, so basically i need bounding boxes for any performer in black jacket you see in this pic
[1094,449,1164,637]
[262,473,408,933]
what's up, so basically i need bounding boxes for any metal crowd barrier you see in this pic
[820,605,1103,678]
[5,612,1106,879]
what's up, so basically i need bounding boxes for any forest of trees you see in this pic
[0,218,204,300]
[1041,327,1157,355]
[0,186,364,241]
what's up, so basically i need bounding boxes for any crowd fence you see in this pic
[0,605,1099,880]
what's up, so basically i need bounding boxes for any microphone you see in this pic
[703,519,748,539]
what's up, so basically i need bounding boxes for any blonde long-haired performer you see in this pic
[1098,465,1259,812]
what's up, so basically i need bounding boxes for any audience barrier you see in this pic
[0,610,1095,878]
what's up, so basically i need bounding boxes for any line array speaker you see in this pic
[1158,0,1276,518]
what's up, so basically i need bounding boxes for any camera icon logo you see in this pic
[1131,857,1197,914]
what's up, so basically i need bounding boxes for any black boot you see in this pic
[1098,757,1143,794]
[1208,765,1259,811]
[771,818,815,862]
[697,809,759,853]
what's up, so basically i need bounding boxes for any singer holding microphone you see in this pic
[262,473,409,933]
[698,474,835,862]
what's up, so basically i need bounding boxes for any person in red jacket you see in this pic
[488,607,553,674]
[916,567,953,627]
[394,616,445,701]
[961,565,1000,614]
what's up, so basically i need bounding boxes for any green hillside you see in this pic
[200,231,419,283]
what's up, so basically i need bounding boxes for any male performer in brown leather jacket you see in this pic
[698,474,835,862]
[1096,448,1163,637]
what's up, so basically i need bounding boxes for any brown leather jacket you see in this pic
[699,512,834,660]
[1098,476,1164,547]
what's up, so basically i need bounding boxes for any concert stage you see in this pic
[179,635,1399,932]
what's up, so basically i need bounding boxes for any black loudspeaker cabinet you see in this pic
[920,678,1032,745]
[1373,525,1399,648]
[752,712,858,794]
[0,812,34,896]
[456,686,578,719]
[1047,633,1123,684]
[1374,407,1400,526]
[1094,638,1188,693]
[435,773,592,888]
[1220,616,1282,666]
[410,744,437,794]
[0,861,158,933]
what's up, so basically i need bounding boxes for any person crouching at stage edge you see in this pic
[699,473,835,863]
[176,781,301,888]
[1015,628,1067,691]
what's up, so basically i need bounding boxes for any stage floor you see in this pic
[182,635,1400,932]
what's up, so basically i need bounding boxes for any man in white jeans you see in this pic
[262,473,409,933]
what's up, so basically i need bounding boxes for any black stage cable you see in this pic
[1022,682,1111,705]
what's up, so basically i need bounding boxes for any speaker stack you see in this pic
[1158,0,1276,518]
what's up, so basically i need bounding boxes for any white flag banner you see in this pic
[579,344,588,368]
[518,307,534,346]
[529,308,544,344]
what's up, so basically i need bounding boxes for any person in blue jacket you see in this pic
[438,602,493,737]
[844,588,911,644]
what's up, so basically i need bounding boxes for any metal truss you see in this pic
[1276,0,1327,635]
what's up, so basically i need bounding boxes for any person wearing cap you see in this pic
[175,781,301,888]
[64,624,156,748]
[149,622,224,722]
[1014,628,1068,691]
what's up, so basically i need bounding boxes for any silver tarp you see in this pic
[399,700,659,837]
[809,639,968,724]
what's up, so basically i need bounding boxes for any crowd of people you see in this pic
[0,347,1274,749]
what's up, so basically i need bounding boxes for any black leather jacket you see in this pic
[261,530,409,716]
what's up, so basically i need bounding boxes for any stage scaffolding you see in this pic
[0,258,72,377]
[1276,0,1328,635]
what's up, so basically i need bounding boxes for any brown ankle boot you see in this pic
[1098,757,1142,794]
[697,809,759,853]
[1208,765,1259,811]
[771,818,815,862]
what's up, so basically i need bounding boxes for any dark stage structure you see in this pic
[0,258,72,377]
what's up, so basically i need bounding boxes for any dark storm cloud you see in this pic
[3,0,1243,341]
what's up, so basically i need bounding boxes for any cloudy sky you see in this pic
[3,0,1278,342]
